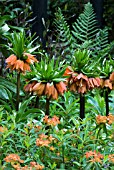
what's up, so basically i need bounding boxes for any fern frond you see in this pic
[72,2,98,42]
[95,28,109,49]
[54,8,74,51]
[90,28,109,56]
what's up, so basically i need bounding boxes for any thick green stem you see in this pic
[46,97,50,115]
[105,88,109,116]
[16,72,20,111]
[62,144,65,163]
[80,93,85,119]
[35,96,39,108]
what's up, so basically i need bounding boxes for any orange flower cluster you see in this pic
[96,114,114,125]
[4,154,24,170]
[11,163,44,170]
[85,150,104,164]
[34,125,42,132]
[10,162,21,170]
[24,81,67,99]
[30,162,44,170]
[4,154,24,165]
[4,154,44,170]
[0,126,7,133]
[36,134,55,147]
[43,115,60,126]
[49,146,55,151]
[64,67,101,93]
[19,163,44,170]
[96,115,107,124]
[101,72,114,90]
[6,53,38,73]
[108,154,114,163]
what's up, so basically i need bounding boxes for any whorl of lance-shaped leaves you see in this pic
[25,55,67,83]
[99,57,114,78]
[72,49,101,77]
[4,31,39,59]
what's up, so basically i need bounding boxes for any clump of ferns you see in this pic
[54,2,109,61]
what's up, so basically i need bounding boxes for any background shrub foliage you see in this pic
[0,0,114,170]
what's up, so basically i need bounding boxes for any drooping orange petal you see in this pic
[55,82,67,95]
[24,84,32,92]
[92,78,101,87]
[15,60,24,71]
[32,82,41,91]
[23,63,31,72]
[33,83,45,96]
[88,78,95,89]
[77,73,88,81]
[24,53,38,64]
[63,66,73,76]
[36,83,45,96]
[70,83,77,91]
[77,79,87,93]
[24,81,36,92]
[72,72,78,82]
[44,83,55,98]
[100,79,104,88]
[78,85,87,93]
[45,83,51,96]
[104,79,112,89]
[49,84,55,98]
[45,84,58,99]
[6,63,13,70]
[11,162,20,169]
[110,72,114,81]
[52,87,58,100]
[6,54,17,65]
[95,77,102,86]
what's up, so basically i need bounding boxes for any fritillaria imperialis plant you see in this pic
[5,31,39,110]
[99,58,114,115]
[64,49,101,119]
[24,55,67,115]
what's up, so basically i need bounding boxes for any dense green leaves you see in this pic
[0,1,114,169]
[54,2,109,60]
[0,76,24,96]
